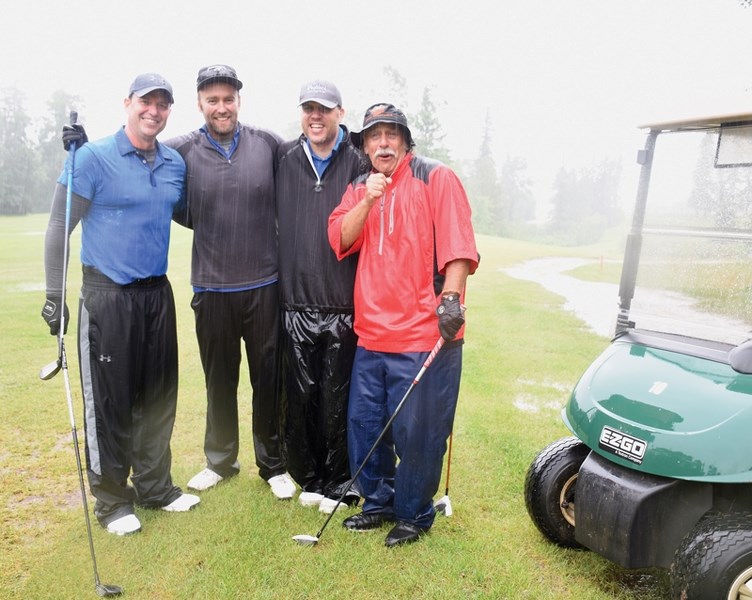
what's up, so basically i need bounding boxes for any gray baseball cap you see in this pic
[128,73,174,104]
[298,79,342,109]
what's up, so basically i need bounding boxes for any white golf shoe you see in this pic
[319,497,349,514]
[267,473,296,500]
[106,514,142,536]
[187,468,223,491]
[298,491,325,507]
[162,493,201,512]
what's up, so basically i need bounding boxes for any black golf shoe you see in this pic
[342,511,395,531]
[384,521,428,547]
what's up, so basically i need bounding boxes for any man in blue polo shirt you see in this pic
[42,73,200,536]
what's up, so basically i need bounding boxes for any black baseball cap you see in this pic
[128,73,174,104]
[196,64,243,91]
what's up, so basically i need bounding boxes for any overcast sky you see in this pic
[4,0,752,209]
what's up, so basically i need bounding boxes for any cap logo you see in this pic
[306,83,330,94]
[206,65,232,76]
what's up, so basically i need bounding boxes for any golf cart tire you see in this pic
[524,436,589,548]
[670,512,752,600]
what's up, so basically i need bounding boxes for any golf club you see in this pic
[39,356,62,380]
[293,336,446,547]
[40,113,123,596]
[38,111,79,383]
[62,339,123,597]
[434,430,453,517]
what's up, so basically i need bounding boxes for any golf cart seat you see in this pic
[729,339,752,374]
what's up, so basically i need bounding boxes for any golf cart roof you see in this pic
[640,112,752,133]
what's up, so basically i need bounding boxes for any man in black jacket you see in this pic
[276,80,365,514]
[168,65,294,500]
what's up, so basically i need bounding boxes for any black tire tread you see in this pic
[670,511,752,600]
[524,436,589,548]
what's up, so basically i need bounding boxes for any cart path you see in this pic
[504,257,752,344]
[504,257,617,338]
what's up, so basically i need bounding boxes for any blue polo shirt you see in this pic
[58,127,186,285]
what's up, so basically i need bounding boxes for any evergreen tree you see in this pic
[499,155,535,223]
[548,160,623,244]
[411,87,452,164]
[466,112,502,235]
[0,87,39,215]
[34,91,83,213]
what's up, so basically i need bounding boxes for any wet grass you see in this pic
[0,214,671,599]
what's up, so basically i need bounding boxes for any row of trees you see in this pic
[0,78,623,246]
[0,89,79,214]
[383,69,622,243]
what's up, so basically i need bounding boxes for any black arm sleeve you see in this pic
[44,183,89,296]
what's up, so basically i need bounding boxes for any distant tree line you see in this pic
[0,79,623,247]
[0,87,79,214]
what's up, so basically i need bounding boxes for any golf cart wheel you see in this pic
[670,512,752,600]
[524,436,589,548]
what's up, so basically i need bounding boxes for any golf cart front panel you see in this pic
[562,329,752,482]
[574,451,712,569]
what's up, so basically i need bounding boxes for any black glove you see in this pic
[436,293,464,341]
[62,123,88,151]
[41,296,69,336]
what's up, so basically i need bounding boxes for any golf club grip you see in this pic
[413,337,445,384]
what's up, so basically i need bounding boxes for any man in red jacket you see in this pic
[328,103,479,546]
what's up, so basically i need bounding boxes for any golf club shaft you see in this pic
[62,341,103,588]
[57,111,77,359]
[444,430,453,496]
[314,337,446,539]
[49,114,120,595]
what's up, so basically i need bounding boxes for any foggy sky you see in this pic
[4,0,752,211]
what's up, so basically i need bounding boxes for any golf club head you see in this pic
[292,534,319,547]
[435,495,453,517]
[95,583,123,597]
[39,359,62,381]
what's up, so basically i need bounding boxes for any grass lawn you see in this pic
[0,214,671,599]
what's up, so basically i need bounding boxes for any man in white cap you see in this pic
[43,73,200,536]
[276,80,366,514]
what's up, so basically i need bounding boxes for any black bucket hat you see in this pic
[351,103,413,149]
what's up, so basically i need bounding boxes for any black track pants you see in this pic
[191,284,284,480]
[78,271,181,527]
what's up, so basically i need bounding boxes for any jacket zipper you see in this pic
[301,141,322,189]
[378,189,396,255]
[378,193,385,255]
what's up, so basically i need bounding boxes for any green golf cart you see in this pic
[525,112,752,599]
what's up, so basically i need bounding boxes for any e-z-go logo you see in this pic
[598,426,647,464]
